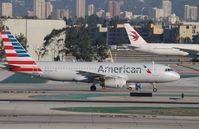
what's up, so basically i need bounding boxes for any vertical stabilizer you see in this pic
[124,23,147,46]
[1,31,42,73]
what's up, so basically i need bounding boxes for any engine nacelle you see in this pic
[104,78,127,88]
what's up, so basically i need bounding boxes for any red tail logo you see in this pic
[131,31,139,41]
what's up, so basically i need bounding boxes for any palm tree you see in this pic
[43,28,66,61]
[182,37,192,44]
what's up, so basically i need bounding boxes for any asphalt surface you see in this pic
[0,82,199,129]
[0,101,199,129]
[0,114,199,129]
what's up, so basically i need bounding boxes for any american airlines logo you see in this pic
[143,65,152,74]
[130,31,139,41]
[98,65,142,74]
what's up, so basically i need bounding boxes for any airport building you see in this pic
[4,19,66,61]
[123,11,133,20]
[96,9,105,18]
[76,0,86,18]
[162,0,172,18]
[179,23,199,43]
[45,0,53,18]
[34,0,46,19]
[108,24,129,45]
[108,0,114,18]
[152,8,164,21]
[1,2,13,17]
[108,0,123,18]
[88,3,95,16]
[55,9,70,19]
[168,13,180,24]
[184,5,198,21]
[61,9,70,19]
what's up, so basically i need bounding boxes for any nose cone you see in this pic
[171,72,180,81]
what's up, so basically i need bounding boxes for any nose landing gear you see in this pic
[152,83,157,92]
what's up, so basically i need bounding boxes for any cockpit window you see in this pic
[165,68,174,72]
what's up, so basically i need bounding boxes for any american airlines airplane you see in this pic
[1,31,180,92]
[124,23,199,57]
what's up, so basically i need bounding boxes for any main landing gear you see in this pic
[90,82,106,91]
[90,85,97,91]
[134,83,158,92]
[135,83,142,92]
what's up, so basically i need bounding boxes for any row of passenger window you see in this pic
[165,68,174,72]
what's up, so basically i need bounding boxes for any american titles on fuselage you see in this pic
[98,65,142,74]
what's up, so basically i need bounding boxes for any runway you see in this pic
[0,101,199,129]
[0,114,199,129]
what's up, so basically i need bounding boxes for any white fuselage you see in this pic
[35,62,180,83]
[124,23,199,56]
[134,43,199,56]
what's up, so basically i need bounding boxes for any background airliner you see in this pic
[1,31,180,92]
[124,23,199,57]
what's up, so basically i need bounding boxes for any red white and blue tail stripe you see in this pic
[1,31,42,73]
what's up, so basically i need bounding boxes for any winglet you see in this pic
[124,23,147,46]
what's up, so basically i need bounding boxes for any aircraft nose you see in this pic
[172,72,180,81]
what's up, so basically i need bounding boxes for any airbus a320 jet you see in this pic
[1,31,180,92]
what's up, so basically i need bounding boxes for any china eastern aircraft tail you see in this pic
[124,23,147,46]
[124,23,199,56]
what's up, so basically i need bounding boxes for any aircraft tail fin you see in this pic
[1,31,42,73]
[124,23,147,46]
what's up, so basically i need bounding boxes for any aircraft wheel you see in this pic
[135,83,141,91]
[90,85,97,91]
[153,88,157,92]
[127,87,133,91]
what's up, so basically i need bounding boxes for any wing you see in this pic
[121,44,139,49]
[76,70,127,80]
[173,47,199,57]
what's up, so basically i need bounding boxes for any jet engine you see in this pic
[104,78,127,88]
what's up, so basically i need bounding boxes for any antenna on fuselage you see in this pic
[152,61,155,72]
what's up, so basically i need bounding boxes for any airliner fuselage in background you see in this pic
[1,31,180,92]
[124,23,199,56]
